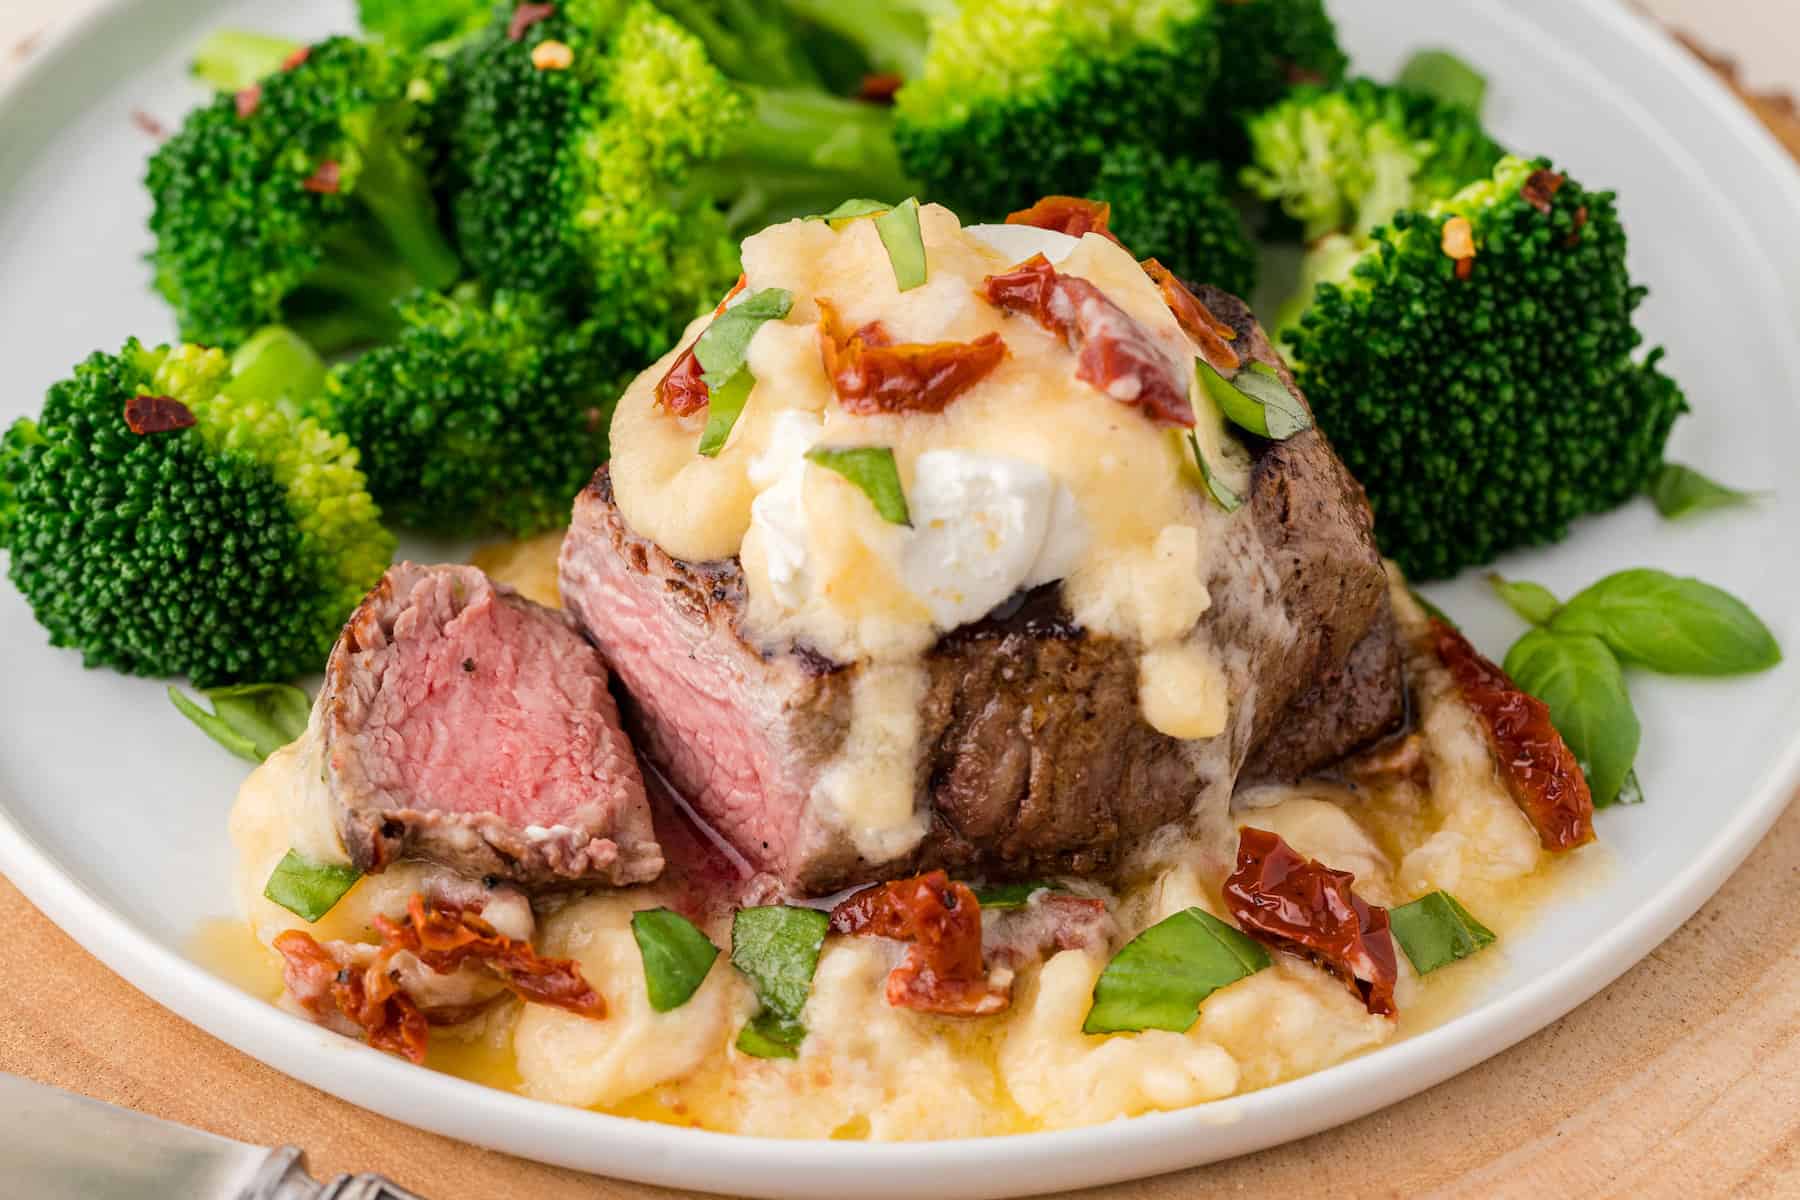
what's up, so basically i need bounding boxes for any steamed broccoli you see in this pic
[319,288,618,537]
[0,331,394,685]
[190,29,307,91]
[1204,0,1347,163]
[147,36,462,353]
[1089,145,1258,299]
[358,0,496,55]
[1285,156,1688,580]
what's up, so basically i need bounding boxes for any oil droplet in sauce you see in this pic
[189,917,285,1000]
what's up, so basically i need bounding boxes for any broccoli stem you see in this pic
[656,0,825,89]
[352,138,462,295]
[775,0,944,79]
[296,222,430,353]
[225,326,328,411]
[190,29,302,92]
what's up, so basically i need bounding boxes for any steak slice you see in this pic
[322,562,662,888]
[560,289,1401,896]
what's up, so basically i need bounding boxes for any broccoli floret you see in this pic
[1089,145,1258,299]
[1242,76,1505,243]
[1204,0,1347,163]
[359,0,496,55]
[0,332,394,685]
[320,288,618,537]
[147,36,462,353]
[1285,157,1688,580]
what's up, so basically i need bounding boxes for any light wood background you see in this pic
[2,4,1798,1198]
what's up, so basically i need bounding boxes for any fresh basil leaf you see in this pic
[805,445,911,525]
[1197,360,1311,440]
[169,682,311,763]
[1550,568,1781,676]
[971,882,1052,911]
[263,849,361,922]
[1503,629,1640,806]
[1389,891,1495,974]
[1083,907,1269,1035]
[873,196,927,291]
[631,908,720,1012]
[1647,462,1757,520]
[1396,49,1488,112]
[1187,432,1242,513]
[696,369,753,458]
[731,905,829,1059]
[694,288,792,388]
[1488,574,1560,626]
[808,198,893,223]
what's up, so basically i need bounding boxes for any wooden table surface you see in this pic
[3,6,1799,1199]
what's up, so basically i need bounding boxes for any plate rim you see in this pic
[1,1,1797,1196]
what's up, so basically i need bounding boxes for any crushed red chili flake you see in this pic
[280,45,310,71]
[1141,257,1240,373]
[130,109,167,139]
[234,84,261,119]
[817,299,1006,416]
[857,72,904,104]
[982,254,1194,428]
[273,929,430,1062]
[376,894,608,1018]
[1004,196,1122,246]
[830,871,1009,1016]
[123,394,196,435]
[508,2,557,41]
[1566,205,1590,247]
[1521,168,1565,214]
[1430,619,1596,851]
[303,160,342,194]
[1224,828,1399,1017]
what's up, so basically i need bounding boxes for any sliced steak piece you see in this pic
[561,290,1401,896]
[322,562,662,888]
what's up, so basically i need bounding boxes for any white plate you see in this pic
[2,1,1797,1196]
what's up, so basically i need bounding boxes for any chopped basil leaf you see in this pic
[693,288,792,388]
[169,682,311,763]
[1550,568,1781,676]
[1503,629,1639,807]
[971,882,1052,910]
[1198,360,1311,441]
[1396,49,1488,112]
[731,905,829,1059]
[809,198,893,223]
[873,197,927,291]
[1083,906,1269,1035]
[263,850,361,922]
[1648,462,1758,520]
[1388,891,1495,974]
[1488,573,1560,626]
[1187,432,1242,512]
[696,369,753,457]
[631,908,720,1012]
[804,445,911,525]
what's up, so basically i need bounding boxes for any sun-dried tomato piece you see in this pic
[982,254,1194,428]
[375,894,607,1018]
[123,394,195,435]
[857,72,903,104]
[508,2,557,40]
[1004,196,1122,245]
[273,929,430,1063]
[1430,619,1596,851]
[1522,169,1565,215]
[830,871,1009,1016]
[817,300,1006,416]
[713,273,748,317]
[1140,258,1240,373]
[234,84,261,118]
[655,344,709,415]
[303,160,341,194]
[280,45,310,71]
[1224,827,1399,1017]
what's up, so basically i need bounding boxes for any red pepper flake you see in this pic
[375,895,607,1018]
[280,45,310,71]
[817,299,1006,416]
[830,871,1009,1016]
[1224,828,1399,1017]
[508,2,557,41]
[1004,196,1122,246]
[123,394,196,435]
[1522,169,1565,215]
[1431,619,1596,851]
[857,72,903,105]
[234,84,261,119]
[302,160,342,194]
[982,254,1194,428]
[130,109,167,139]
[1565,204,1590,247]
[1141,258,1240,373]
[273,929,430,1062]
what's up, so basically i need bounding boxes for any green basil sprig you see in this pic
[1550,569,1781,676]
[1388,891,1495,975]
[804,445,911,525]
[1488,574,1559,626]
[1187,431,1242,513]
[1082,907,1269,1035]
[1503,629,1641,808]
[631,908,720,1012]
[1197,360,1311,441]
[693,288,793,458]
[263,849,361,922]
[731,905,829,1058]
[169,682,310,763]
[806,197,927,291]
[970,881,1054,911]
[1647,462,1758,520]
